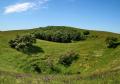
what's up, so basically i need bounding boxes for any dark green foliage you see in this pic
[20,56,61,74]
[51,31,71,43]
[59,50,79,66]
[83,30,90,35]
[50,65,61,74]
[31,64,41,73]
[9,34,36,51]
[105,37,120,48]
[46,60,61,74]
[19,58,42,73]
[34,26,88,43]
[23,46,44,55]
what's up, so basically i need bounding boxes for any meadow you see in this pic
[0,26,120,84]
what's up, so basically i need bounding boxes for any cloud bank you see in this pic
[4,0,49,14]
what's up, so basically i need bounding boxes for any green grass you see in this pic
[0,27,120,83]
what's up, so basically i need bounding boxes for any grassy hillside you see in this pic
[0,26,120,84]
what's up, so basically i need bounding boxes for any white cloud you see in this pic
[4,0,50,14]
[4,2,35,14]
[33,0,50,9]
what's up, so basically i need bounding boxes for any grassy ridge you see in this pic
[0,26,120,83]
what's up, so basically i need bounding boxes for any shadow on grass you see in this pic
[21,45,44,55]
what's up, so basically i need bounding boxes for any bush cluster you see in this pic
[9,34,36,51]
[34,26,87,43]
[59,50,79,66]
[105,36,120,48]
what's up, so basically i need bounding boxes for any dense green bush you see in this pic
[83,30,90,35]
[30,64,42,73]
[105,37,120,48]
[9,34,36,51]
[59,50,79,66]
[34,31,71,43]
[34,26,88,43]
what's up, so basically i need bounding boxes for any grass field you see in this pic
[0,27,120,84]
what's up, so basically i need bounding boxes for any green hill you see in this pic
[0,26,120,84]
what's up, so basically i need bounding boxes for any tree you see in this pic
[34,26,88,43]
[70,32,82,41]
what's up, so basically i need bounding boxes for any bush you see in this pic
[34,26,88,43]
[105,37,120,48]
[9,34,36,51]
[49,65,61,74]
[31,64,41,73]
[19,59,42,73]
[83,30,90,35]
[59,50,79,66]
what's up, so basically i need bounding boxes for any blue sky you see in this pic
[0,0,120,33]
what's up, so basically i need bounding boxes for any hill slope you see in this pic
[0,26,120,83]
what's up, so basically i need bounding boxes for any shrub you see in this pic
[20,60,42,73]
[9,34,36,51]
[105,37,120,48]
[31,64,41,73]
[49,65,61,74]
[59,50,79,66]
[83,30,90,35]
